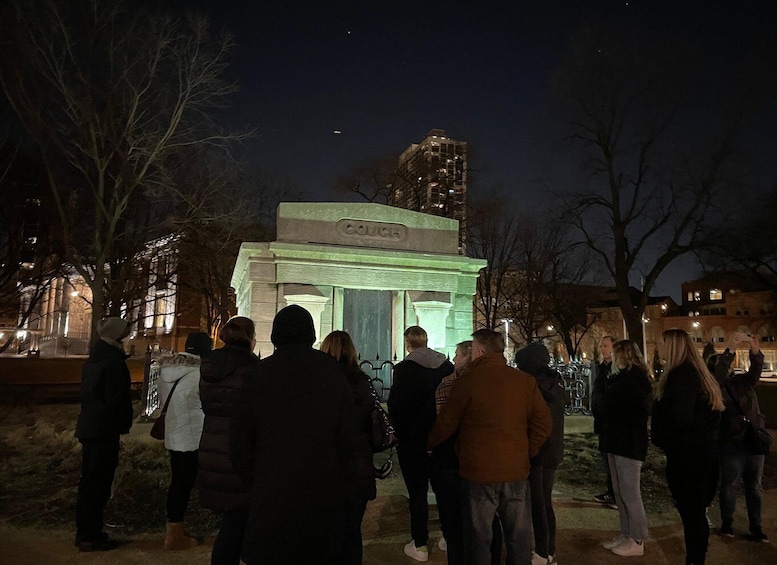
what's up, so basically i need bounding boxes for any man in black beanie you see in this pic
[230,305,355,565]
[74,317,133,552]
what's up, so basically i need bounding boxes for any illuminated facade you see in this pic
[389,129,467,249]
[232,203,485,361]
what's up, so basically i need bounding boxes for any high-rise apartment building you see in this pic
[389,129,467,249]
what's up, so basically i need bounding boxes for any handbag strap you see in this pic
[159,377,181,417]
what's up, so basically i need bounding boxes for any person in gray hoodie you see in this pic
[388,325,454,562]
[514,342,565,565]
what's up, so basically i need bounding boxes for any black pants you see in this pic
[529,464,557,559]
[397,444,432,546]
[342,490,369,565]
[665,448,719,565]
[211,508,248,565]
[167,450,198,522]
[75,435,120,543]
[429,464,465,565]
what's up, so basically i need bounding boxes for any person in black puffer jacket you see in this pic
[321,330,377,565]
[515,342,565,565]
[198,317,260,565]
[74,317,133,553]
[598,340,653,557]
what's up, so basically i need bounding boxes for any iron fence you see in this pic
[550,359,593,415]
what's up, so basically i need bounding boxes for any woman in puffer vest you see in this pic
[157,331,212,550]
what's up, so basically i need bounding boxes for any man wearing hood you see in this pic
[514,343,566,565]
[74,317,133,552]
[388,325,455,562]
[230,305,355,565]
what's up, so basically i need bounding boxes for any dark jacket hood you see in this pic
[200,345,255,383]
[271,305,316,347]
[514,343,551,374]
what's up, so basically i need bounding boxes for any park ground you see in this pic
[0,402,776,564]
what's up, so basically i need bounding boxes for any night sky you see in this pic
[172,0,775,203]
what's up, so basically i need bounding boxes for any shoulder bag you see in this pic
[150,378,181,440]
[365,373,398,453]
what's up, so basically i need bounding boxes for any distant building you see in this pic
[389,129,467,249]
[661,271,777,371]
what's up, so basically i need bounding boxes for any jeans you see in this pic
[397,444,432,547]
[718,442,765,532]
[608,454,649,541]
[430,465,465,565]
[529,464,557,558]
[462,480,532,565]
[211,508,248,565]
[665,448,718,565]
[167,450,198,522]
[75,435,120,543]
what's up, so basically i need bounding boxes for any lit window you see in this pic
[710,289,723,300]
[694,291,701,301]
[687,292,693,301]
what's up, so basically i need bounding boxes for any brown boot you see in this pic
[163,522,197,550]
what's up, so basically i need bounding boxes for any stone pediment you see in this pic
[276,202,459,255]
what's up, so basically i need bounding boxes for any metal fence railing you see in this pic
[550,359,593,416]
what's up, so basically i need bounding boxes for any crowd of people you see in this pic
[73,313,770,565]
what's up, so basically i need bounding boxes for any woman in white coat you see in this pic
[157,331,211,550]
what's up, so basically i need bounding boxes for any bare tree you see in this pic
[1,0,246,341]
[554,25,742,345]
[332,153,398,203]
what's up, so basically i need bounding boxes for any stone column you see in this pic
[412,300,452,351]
[283,291,330,348]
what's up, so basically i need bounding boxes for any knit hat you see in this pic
[514,342,551,371]
[97,317,130,342]
[185,331,213,358]
[271,305,316,347]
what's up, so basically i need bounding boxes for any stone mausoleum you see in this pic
[231,202,486,363]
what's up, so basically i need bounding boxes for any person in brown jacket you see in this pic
[428,329,553,565]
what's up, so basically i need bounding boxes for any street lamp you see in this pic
[500,318,513,360]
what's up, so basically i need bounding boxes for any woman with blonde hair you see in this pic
[599,340,653,557]
[320,330,376,565]
[651,329,724,565]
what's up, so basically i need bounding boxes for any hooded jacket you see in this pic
[75,339,133,439]
[230,305,355,564]
[387,347,454,450]
[197,343,259,511]
[515,343,565,469]
[157,352,204,452]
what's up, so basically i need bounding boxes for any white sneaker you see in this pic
[611,538,644,557]
[438,537,447,551]
[548,555,557,564]
[403,541,429,562]
[531,551,550,565]
[602,533,628,550]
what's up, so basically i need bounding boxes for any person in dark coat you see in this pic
[707,331,768,541]
[515,342,565,565]
[598,340,653,557]
[591,335,616,507]
[198,316,259,565]
[652,329,725,565]
[74,317,133,552]
[321,330,377,565]
[230,305,354,565]
[388,325,455,561]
